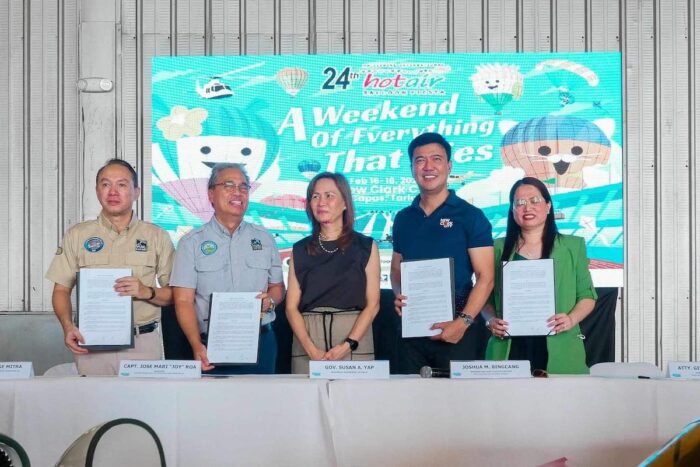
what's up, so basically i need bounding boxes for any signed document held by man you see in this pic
[502,259,555,336]
[78,268,133,349]
[400,258,455,338]
[207,292,261,364]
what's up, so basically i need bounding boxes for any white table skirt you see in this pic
[1,376,699,466]
[3,376,334,467]
[328,377,700,466]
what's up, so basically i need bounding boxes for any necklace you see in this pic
[318,233,339,254]
[517,239,541,259]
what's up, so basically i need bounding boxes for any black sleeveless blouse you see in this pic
[293,232,373,311]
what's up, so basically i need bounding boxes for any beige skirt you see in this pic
[291,307,374,374]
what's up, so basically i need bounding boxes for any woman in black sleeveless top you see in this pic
[286,172,380,374]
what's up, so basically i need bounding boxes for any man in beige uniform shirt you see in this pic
[46,159,175,375]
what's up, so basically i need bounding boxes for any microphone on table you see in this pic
[419,366,450,378]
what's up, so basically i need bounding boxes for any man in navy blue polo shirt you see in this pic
[390,132,495,374]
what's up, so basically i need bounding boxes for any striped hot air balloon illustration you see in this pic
[297,159,321,180]
[276,67,309,97]
[500,116,611,190]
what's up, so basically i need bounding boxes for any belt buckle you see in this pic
[134,321,157,336]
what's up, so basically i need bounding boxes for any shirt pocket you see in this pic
[78,252,111,268]
[125,252,158,285]
[244,249,272,287]
[195,255,229,294]
[245,249,272,270]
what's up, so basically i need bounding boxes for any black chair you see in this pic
[55,418,165,467]
[0,433,30,467]
[580,287,617,367]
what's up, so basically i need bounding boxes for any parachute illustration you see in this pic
[534,59,599,106]
[276,67,309,97]
[470,64,523,114]
[297,159,321,179]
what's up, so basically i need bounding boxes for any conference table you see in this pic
[1,375,699,466]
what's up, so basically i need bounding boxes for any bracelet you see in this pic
[146,287,156,301]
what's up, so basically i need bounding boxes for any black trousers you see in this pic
[396,318,489,374]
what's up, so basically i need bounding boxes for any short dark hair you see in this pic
[96,159,138,188]
[407,132,452,163]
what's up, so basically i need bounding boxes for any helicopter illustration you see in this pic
[448,171,475,185]
[195,77,233,99]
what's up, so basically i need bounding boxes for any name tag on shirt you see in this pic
[450,360,531,379]
[667,361,700,379]
[0,362,34,379]
[119,360,201,378]
[309,360,390,379]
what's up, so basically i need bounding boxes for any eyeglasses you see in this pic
[514,196,545,208]
[212,181,250,193]
[532,369,548,378]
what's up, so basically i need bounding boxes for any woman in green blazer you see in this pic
[484,177,597,374]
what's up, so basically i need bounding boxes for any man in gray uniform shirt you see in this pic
[170,163,285,374]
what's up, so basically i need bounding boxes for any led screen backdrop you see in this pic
[152,53,623,286]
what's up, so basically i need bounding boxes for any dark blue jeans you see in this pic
[203,323,278,375]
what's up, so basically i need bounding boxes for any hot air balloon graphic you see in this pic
[297,159,321,180]
[276,67,308,97]
[151,100,279,222]
[471,63,523,115]
[534,59,599,106]
[500,115,611,190]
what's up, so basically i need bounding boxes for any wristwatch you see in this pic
[456,311,475,326]
[267,297,276,313]
[344,337,359,351]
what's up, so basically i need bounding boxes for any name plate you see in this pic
[309,360,390,379]
[119,360,201,379]
[0,362,34,379]
[667,361,700,379]
[450,360,531,379]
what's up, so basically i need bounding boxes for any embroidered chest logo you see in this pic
[200,240,218,256]
[439,218,454,228]
[250,238,263,251]
[135,239,148,252]
[83,237,105,253]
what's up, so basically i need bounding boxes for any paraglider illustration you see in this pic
[297,159,321,180]
[534,59,599,107]
[276,67,309,97]
[470,63,523,114]
[500,115,611,190]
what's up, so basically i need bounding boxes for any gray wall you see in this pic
[0,0,698,369]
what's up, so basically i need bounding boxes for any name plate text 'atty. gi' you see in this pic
[667,361,700,380]
[119,360,201,378]
[309,360,390,379]
[0,362,34,379]
[451,360,531,379]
